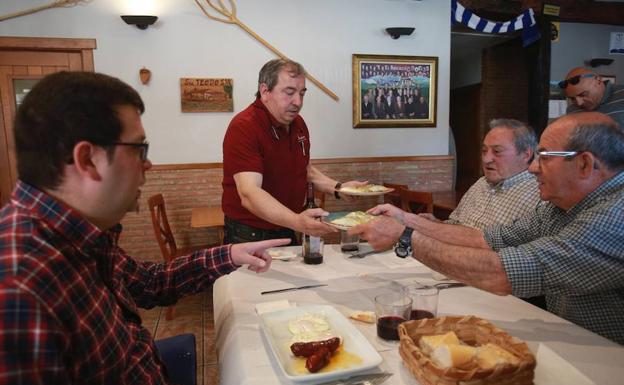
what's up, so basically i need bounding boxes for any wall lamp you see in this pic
[121,15,158,30]
[589,58,614,68]
[385,27,415,39]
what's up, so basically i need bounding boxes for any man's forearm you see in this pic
[411,231,512,295]
[403,213,490,249]
[239,186,301,231]
[307,165,338,194]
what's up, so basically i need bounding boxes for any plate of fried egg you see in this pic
[324,211,377,231]
[259,304,382,382]
[338,184,393,196]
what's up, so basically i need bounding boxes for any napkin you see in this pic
[255,300,296,315]
[534,343,595,385]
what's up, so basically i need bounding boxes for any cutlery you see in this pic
[433,282,466,290]
[348,250,377,259]
[260,283,327,295]
[315,372,392,385]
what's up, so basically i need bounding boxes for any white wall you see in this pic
[0,0,451,164]
[551,22,624,83]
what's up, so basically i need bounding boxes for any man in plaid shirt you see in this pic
[0,72,289,384]
[352,112,624,345]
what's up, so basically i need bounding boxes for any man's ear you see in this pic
[577,151,597,178]
[71,141,103,182]
[259,83,269,100]
[522,148,534,164]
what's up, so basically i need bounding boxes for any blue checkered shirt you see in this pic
[447,170,541,229]
[484,172,624,345]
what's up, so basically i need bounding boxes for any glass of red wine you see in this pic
[374,292,412,341]
[403,284,439,321]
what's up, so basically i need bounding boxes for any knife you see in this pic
[315,372,393,385]
[260,283,328,295]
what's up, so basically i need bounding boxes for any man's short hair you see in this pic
[488,118,537,157]
[255,59,305,98]
[14,71,144,190]
[566,122,624,171]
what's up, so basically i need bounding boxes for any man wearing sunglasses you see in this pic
[351,112,624,345]
[0,72,290,384]
[561,67,624,127]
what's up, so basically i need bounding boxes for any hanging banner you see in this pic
[451,0,541,47]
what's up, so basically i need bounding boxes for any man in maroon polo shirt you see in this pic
[222,59,364,243]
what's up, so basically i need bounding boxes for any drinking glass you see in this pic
[374,292,412,341]
[403,284,439,320]
[340,230,360,252]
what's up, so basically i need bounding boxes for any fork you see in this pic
[348,250,377,259]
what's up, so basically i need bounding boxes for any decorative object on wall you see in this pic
[121,15,158,30]
[451,0,540,47]
[193,0,338,102]
[352,54,438,128]
[385,27,415,39]
[0,0,91,22]
[139,67,152,85]
[180,78,233,113]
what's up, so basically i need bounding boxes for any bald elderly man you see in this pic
[560,67,624,126]
[351,112,624,345]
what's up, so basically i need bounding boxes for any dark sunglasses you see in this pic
[558,74,594,89]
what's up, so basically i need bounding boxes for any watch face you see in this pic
[395,246,409,258]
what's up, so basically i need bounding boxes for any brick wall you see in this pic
[121,156,453,262]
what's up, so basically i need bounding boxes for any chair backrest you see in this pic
[383,182,408,206]
[399,188,434,214]
[148,194,178,262]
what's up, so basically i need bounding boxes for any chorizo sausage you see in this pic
[290,337,340,357]
[305,346,331,373]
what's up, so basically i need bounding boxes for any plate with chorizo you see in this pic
[259,304,383,382]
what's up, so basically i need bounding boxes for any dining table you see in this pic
[212,244,624,385]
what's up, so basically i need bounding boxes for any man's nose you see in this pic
[482,150,493,163]
[292,93,303,107]
[575,96,585,107]
[143,158,153,171]
[528,156,539,174]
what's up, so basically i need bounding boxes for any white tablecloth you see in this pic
[213,244,624,385]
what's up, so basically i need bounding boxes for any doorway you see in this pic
[0,37,95,204]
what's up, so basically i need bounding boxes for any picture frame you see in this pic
[180,78,233,112]
[352,54,438,128]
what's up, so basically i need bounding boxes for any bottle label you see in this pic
[309,236,321,253]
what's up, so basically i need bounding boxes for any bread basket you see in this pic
[398,315,536,385]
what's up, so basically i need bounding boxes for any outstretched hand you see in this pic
[348,216,404,251]
[366,204,406,222]
[230,238,292,273]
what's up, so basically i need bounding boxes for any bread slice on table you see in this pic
[349,310,375,323]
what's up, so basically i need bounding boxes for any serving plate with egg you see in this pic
[259,304,382,382]
[324,211,377,231]
[338,184,393,196]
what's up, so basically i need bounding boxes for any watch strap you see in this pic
[394,226,414,258]
[334,182,342,199]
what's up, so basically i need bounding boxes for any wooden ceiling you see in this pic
[458,0,624,26]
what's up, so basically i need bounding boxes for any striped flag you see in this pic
[451,0,541,47]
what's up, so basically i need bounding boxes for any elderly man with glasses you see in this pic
[560,67,624,127]
[350,112,624,345]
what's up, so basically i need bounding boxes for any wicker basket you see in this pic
[398,315,536,385]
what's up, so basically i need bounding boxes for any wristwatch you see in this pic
[334,182,342,200]
[394,226,414,258]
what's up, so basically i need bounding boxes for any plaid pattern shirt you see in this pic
[0,181,238,384]
[484,172,624,345]
[447,170,542,229]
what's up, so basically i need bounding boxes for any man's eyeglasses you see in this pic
[109,141,150,161]
[558,74,594,89]
[534,150,580,164]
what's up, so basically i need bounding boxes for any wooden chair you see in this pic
[148,193,211,320]
[399,188,434,214]
[383,182,408,207]
[314,190,326,209]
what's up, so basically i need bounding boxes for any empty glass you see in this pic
[340,230,360,252]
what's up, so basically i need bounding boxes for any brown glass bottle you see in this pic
[303,183,323,264]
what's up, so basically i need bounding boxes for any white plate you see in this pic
[259,304,383,383]
[338,186,393,196]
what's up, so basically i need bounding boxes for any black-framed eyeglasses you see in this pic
[558,74,594,89]
[534,150,580,164]
[109,141,150,161]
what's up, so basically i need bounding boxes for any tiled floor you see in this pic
[138,290,218,385]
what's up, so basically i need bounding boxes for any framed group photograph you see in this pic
[352,54,438,128]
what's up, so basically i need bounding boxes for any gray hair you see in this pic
[488,118,537,157]
[566,123,624,171]
[255,59,305,98]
